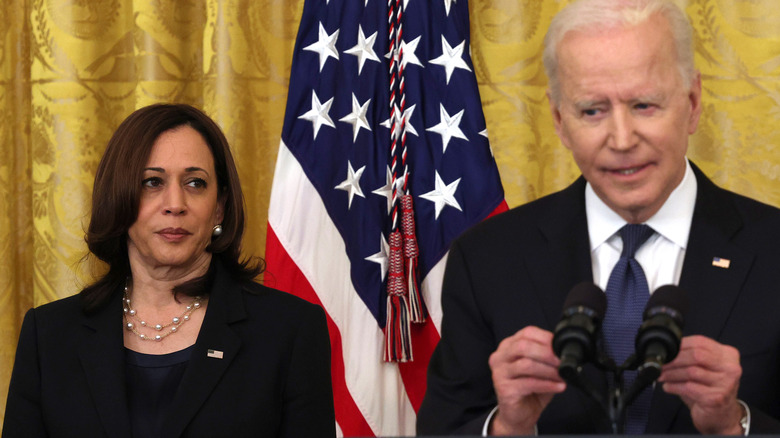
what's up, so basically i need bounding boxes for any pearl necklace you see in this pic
[122,283,202,342]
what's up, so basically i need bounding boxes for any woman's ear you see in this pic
[216,192,226,224]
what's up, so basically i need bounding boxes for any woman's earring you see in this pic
[212,224,223,237]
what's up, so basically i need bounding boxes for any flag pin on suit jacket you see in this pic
[207,349,224,359]
[712,257,731,269]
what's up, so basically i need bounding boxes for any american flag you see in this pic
[265,0,506,435]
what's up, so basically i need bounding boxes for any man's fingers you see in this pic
[492,327,560,366]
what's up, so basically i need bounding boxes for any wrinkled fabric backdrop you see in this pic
[1,0,779,427]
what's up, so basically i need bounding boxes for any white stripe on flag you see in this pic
[421,252,446,334]
[268,140,417,436]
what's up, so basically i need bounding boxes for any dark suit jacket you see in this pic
[3,262,336,438]
[417,163,780,434]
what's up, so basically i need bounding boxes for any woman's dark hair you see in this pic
[81,103,263,312]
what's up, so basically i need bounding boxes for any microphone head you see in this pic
[644,285,688,325]
[554,282,606,375]
[562,282,607,320]
[635,285,688,367]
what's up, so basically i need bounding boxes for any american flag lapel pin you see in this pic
[712,257,731,269]
[207,349,224,359]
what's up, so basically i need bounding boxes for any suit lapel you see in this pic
[527,177,594,329]
[162,264,246,437]
[646,164,753,433]
[78,291,133,438]
[526,178,612,431]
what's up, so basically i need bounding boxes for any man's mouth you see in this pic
[611,163,648,176]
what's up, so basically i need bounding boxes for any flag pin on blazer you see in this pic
[207,349,224,359]
[712,257,731,269]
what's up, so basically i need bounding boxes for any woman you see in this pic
[3,104,336,437]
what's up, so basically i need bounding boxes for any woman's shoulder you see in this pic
[239,281,321,312]
[17,293,94,339]
[30,293,85,318]
[228,281,326,329]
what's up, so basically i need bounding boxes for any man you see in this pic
[417,0,780,435]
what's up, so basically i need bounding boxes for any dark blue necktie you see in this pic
[602,224,654,434]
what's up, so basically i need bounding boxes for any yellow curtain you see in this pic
[1,0,778,428]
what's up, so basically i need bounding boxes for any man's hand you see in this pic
[659,335,744,435]
[488,326,566,435]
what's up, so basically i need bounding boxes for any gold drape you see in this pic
[1,0,778,428]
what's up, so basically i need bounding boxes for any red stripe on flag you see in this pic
[398,319,438,411]
[265,226,375,437]
[487,200,509,219]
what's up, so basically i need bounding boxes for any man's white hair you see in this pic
[543,0,695,104]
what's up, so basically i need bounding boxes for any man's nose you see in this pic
[608,107,638,151]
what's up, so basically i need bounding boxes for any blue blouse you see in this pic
[125,345,194,438]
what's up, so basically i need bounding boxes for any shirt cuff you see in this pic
[482,406,499,436]
[482,406,538,436]
[737,399,751,436]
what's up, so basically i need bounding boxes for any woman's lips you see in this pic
[157,228,191,241]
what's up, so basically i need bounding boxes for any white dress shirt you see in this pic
[587,160,697,293]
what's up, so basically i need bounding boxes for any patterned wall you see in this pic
[1,0,778,427]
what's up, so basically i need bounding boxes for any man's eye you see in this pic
[582,108,601,117]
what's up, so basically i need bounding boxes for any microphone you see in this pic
[552,282,607,380]
[635,285,688,373]
[621,285,687,411]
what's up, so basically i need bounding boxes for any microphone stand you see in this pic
[560,353,659,434]
[558,355,613,431]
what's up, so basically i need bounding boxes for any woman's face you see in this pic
[127,126,224,275]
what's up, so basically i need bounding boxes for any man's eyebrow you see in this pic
[630,92,665,103]
[573,100,607,111]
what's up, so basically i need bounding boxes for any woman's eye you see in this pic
[187,178,207,189]
[142,177,162,188]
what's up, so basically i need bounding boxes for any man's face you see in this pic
[550,14,702,223]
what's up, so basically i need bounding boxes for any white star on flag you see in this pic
[339,93,372,142]
[373,169,408,213]
[344,25,380,75]
[429,36,471,84]
[386,36,424,69]
[479,128,493,156]
[372,166,395,214]
[304,22,340,71]
[444,0,457,16]
[335,160,366,209]
[364,234,390,281]
[426,103,468,153]
[298,91,335,140]
[381,104,419,138]
[420,171,462,219]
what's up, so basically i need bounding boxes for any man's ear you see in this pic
[687,71,703,135]
[548,91,562,130]
[547,89,569,148]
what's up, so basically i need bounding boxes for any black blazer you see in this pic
[3,262,336,438]
[417,163,780,434]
